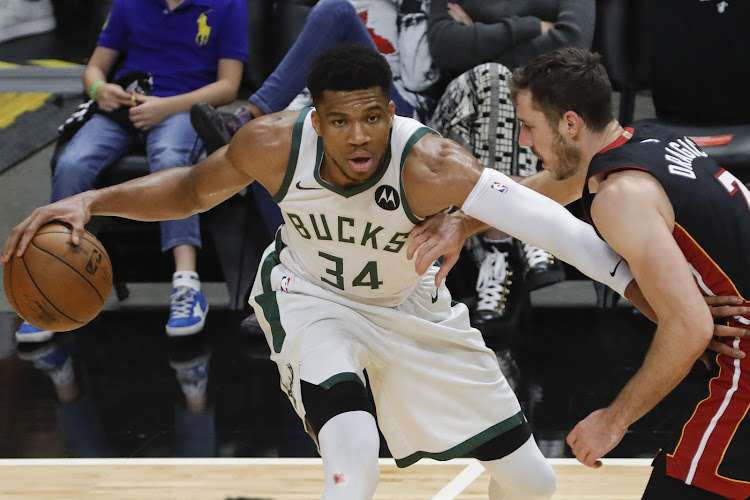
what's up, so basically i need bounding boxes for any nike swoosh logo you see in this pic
[431,289,439,303]
[610,258,625,277]
[296,181,322,190]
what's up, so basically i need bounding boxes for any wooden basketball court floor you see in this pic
[0,457,653,499]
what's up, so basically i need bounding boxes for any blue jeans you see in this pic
[52,112,202,252]
[250,0,414,117]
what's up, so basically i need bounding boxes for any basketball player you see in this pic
[0,45,704,499]
[410,47,750,500]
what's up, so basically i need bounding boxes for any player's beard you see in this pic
[550,131,583,181]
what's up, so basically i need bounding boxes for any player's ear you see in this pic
[311,110,321,136]
[388,100,395,122]
[560,110,582,138]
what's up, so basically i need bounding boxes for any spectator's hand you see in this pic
[129,94,170,130]
[407,211,467,287]
[1,196,92,262]
[541,20,555,35]
[702,295,749,362]
[447,3,473,25]
[96,83,133,112]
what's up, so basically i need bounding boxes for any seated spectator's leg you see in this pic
[191,0,415,154]
[145,112,207,337]
[51,114,135,202]
[251,0,413,116]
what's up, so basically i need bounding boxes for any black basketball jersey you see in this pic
[582,128,750,308]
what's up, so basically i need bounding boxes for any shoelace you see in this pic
[476,247,510,310]
[170,286,198,319]
[523,242,552,268]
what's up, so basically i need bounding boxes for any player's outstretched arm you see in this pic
[1,110,297,262]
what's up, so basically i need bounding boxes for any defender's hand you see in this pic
[705,296,749,360]
[407,211,467,287]
[567,408,627,469]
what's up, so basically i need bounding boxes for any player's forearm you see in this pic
[607,320,713,429]
[462,169,633,294]
[86,167,202,221]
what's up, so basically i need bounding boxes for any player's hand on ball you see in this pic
[1,194,92,262]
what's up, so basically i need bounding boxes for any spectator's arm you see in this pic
[502,0,595,68]
[427,0,541,72]
[128,59,243,129]
[147,58,244,115]
[397,1,437,92]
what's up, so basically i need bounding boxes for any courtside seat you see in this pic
[594,0,750,186]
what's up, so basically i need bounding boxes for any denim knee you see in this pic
[52,150,100,201]
[309,0,358,24]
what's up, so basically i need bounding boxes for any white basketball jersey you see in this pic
[272,108,436,307]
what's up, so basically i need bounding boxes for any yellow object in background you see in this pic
[0,92,51,129]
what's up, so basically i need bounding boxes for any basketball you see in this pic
[3,221,113,332]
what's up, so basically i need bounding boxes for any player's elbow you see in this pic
[680,315,715,358]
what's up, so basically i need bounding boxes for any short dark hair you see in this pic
[509,48,614,132]
[307,43,392,104]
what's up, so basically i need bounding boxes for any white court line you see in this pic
[431,461,486,500]
[0,457,652,467]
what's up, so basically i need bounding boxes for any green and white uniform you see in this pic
[249,108,524,467]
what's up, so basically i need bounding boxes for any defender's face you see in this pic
[312,87,395,188]
[516,90,582,181]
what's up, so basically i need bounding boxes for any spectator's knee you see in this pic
[309,0,357,24]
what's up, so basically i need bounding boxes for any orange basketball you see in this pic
[3,221,113,332]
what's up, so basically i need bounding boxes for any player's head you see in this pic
[308,44,395,187]
[308,43,393,104]
[508,48,614,180]
[509,47,613,132]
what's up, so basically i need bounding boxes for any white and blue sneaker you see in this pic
[166,281,208,337]
[170,352,210,398]
[17,336,74,386]
[15,321,54,343]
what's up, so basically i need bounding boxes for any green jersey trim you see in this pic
[400,127,439,225]
[313,128,394,198]
[319,372,365,390]
[394,411,525,468]
[273,107,313,203]
[256,247,286,353]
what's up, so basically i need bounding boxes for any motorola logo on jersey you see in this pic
[375,185,400,211]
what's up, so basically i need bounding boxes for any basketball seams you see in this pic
[20,254,86,325]
[34,229,113,269]
[5,223,112,331]
[29,239,106,303]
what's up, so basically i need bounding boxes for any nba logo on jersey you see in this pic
[280,276,291,293]
[490,182,509,194]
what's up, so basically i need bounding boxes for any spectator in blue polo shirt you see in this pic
[14,0,248,344]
